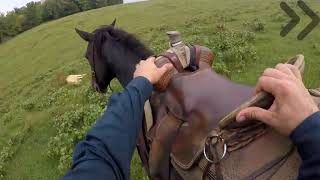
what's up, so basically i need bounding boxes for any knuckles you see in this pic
[263,68,273,75]
[275,63,285,70]
[277,81,295,96]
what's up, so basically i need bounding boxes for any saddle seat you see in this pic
[148,68,301,180]
[142,37,317,179]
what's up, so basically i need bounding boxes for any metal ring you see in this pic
[203,140,227,164]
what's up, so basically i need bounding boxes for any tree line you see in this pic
[0,0,123,43]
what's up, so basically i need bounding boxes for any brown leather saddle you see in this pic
[136,35,320,180]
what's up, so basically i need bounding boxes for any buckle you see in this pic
[203,134,227,164]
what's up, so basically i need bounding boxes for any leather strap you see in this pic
[184,46,191,67]
[160,52,184,72]
[194,45,202,66]
[169,47,188,69]
[137,101,154,178]
[137,130,150,177]
[223,122,267,152]
[202,155,213,180]
[144,100,153,132]
[188,45,199,71]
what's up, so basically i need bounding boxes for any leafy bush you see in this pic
[243,18,266,32]
[0,128,30,179]
[213,62,231,77]
[21,98,37,111]
[211,28,257,71]
[0,143,15,178]
[313,43,320,55]
[46,85,108,172]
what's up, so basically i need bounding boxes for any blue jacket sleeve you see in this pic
[290,111,320,180]
[61,77,153,180]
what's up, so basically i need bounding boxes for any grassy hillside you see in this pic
[0,0,319,179]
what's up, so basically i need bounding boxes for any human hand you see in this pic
[236,63,319,135]
[134,57,173,84]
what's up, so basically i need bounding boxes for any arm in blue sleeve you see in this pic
[61,77,153,180]
[290,112,320,180]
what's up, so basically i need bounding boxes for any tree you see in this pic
[42,0,56,21]
[61,0,80,16]
[72,0,98,11]
[3,12,20,36]
[0,14,6,43]
[72,0,116,11]
[23,1,42,30]
[42,0,79,21]
[15,15,26,33]
[96,0,109,8]
[0,0,121,44]
[107,0,123,6]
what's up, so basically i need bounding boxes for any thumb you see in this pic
[236,107,274,125]
[158,63,173,75]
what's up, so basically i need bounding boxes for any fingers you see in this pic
[158,63,173,75]
[254,76,283,95]
[137,57,155,66]
[263,64,300,80]
[275,63,294,76]
[237,107,274,125]
[146,56,156,63]
[287,64,302,80]
[262,68,289,80]
[255,63,302,95]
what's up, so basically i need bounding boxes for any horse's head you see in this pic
[75,19,153,93]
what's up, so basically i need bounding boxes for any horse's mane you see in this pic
[92,25,153,58]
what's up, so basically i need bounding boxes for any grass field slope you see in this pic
[0,0,319,179]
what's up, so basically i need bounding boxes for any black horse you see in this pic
[75,19,153,93]
[76,20,307,180]
[76,20,175,179]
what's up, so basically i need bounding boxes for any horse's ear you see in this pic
[75,28,93,42]
[111,19,117,27]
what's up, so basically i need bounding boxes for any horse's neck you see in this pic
[108,45,166,113]
[116,63,136,87]
[106,45,140,87]
[104,37,153,87]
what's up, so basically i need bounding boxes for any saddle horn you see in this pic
[154,31,214,92]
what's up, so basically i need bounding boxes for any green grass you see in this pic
[0,0,319,179]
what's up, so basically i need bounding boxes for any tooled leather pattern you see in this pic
[154,69,175,92]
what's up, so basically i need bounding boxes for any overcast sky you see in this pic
[0,0,146,14]
[0,0,40,14]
